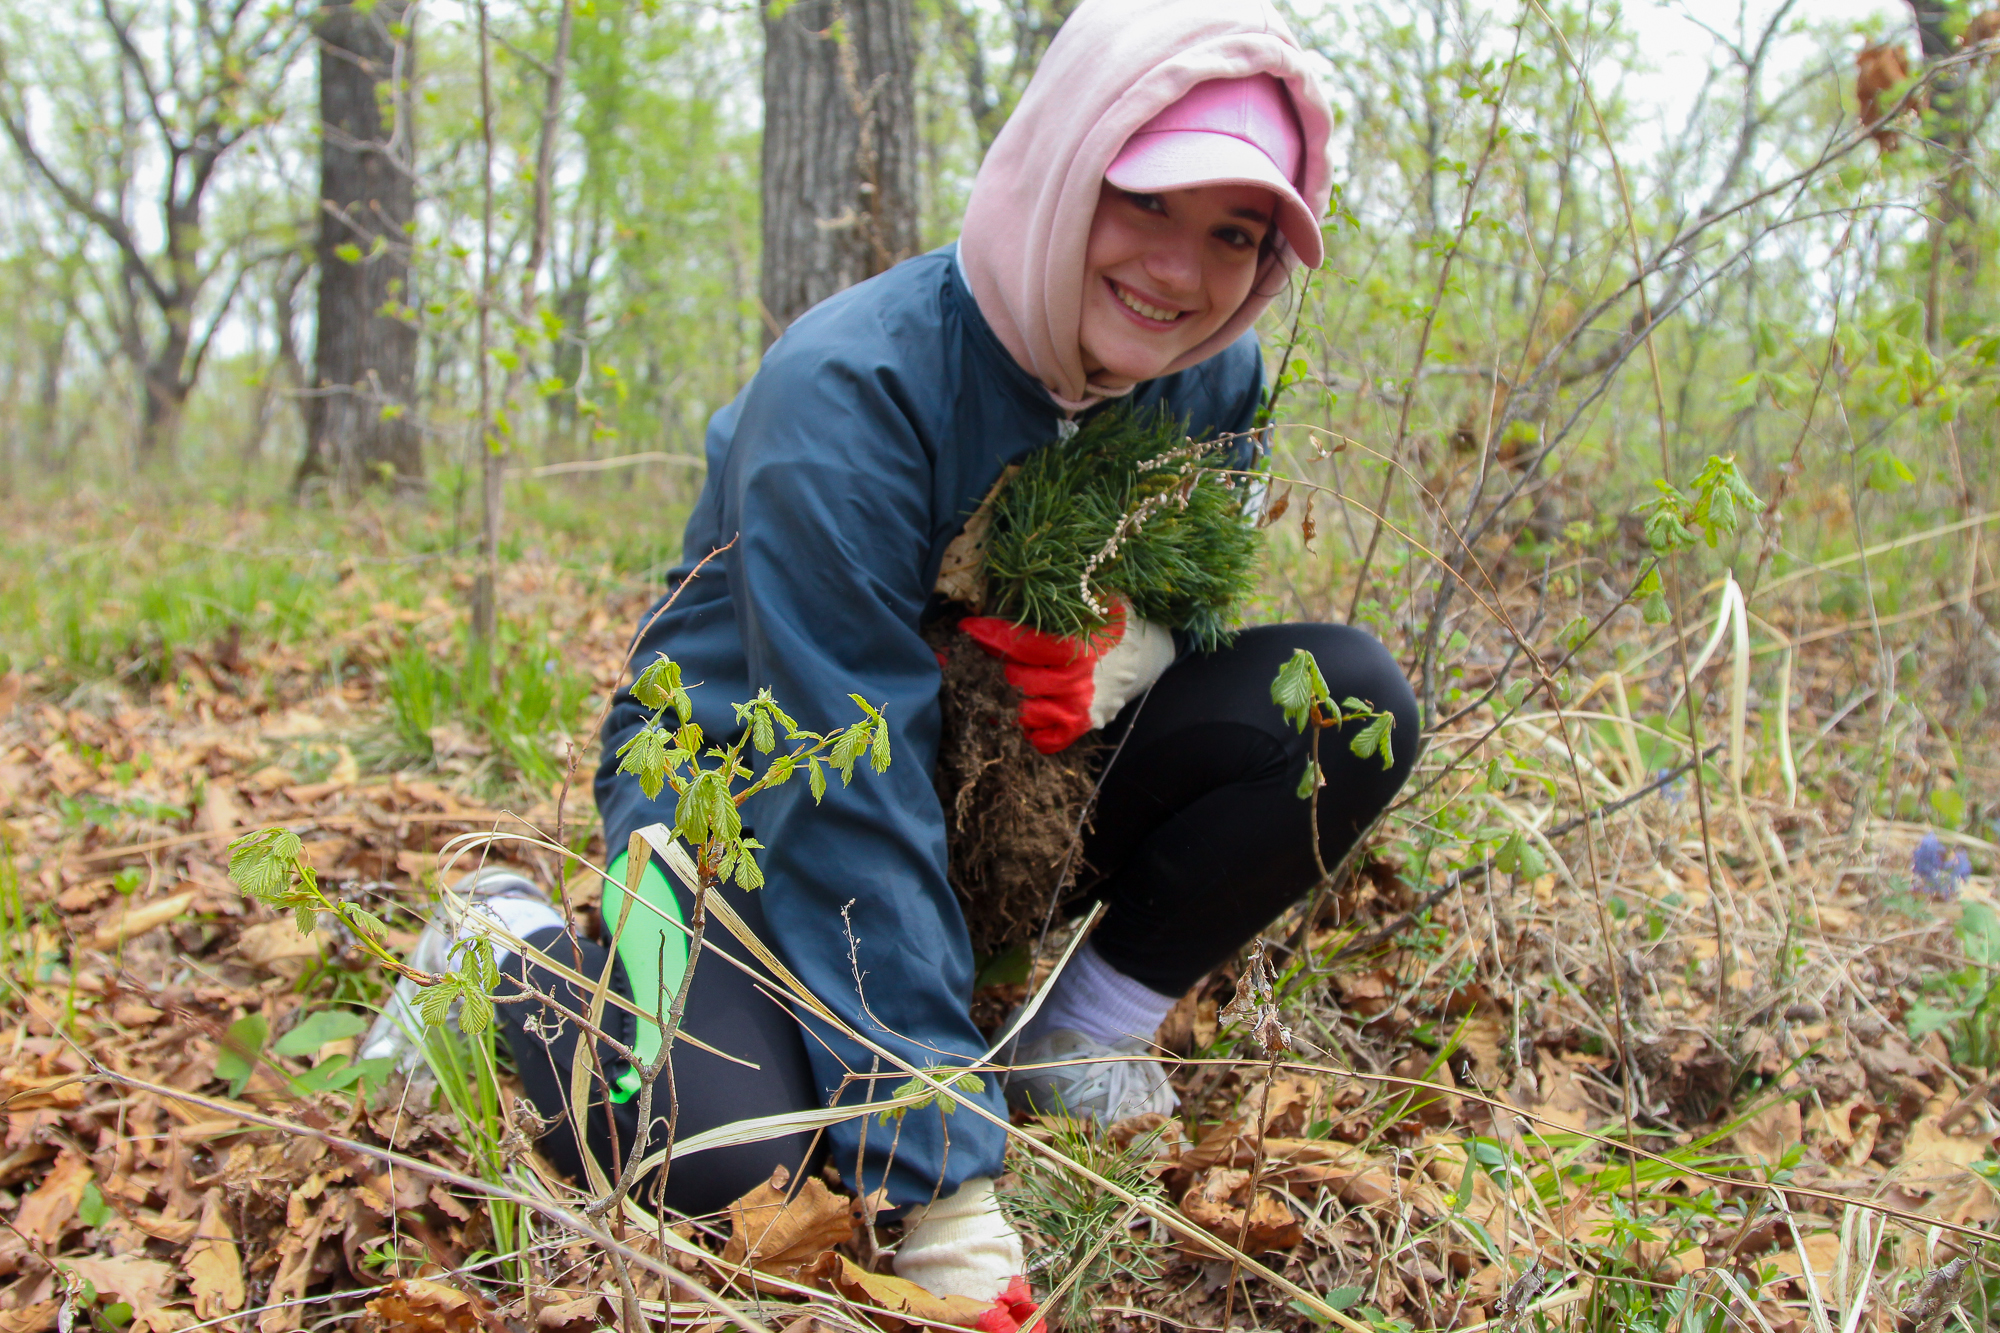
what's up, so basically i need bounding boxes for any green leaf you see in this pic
[733,841,765,890]
[1633,567,1669,624]
[828,722,871,784]
[228,828,303,903]
[288,1053,355,1094]
[418,976,459,1027]
[676,771,740,846]
[869,715,893,774]
[807,757,827,804]
[1296,758,1321,800]
[615,725,671,801]
[1350,713,1394,769]
[1865,448,1915,493]
[881,1077,924,1119]
[273,1008,370,1057]
[458,984,494,1037]
[1494,832,1548,881]
[343,906,387,941]
[333,242,363,264]
[632,652,680,704]
[78,1182,111,1229]
[214,1012,270,1098]
[1905,999,1963,1043]
[1270,649,1330,731]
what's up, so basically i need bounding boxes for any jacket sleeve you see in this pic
[715,350,1006,1208]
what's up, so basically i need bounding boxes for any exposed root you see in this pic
[927,619,1097,956]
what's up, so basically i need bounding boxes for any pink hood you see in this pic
[959,0,1335,411]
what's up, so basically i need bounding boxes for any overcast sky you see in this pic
[1624,0,1910,122]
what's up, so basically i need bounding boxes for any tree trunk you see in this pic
[137,326,191,465]
[301,0,422,497]
[758,0,919,340]
[1906,0,1983,342]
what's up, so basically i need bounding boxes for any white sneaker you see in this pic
[1002,1027,1179,1122]
[358,867,556,1071]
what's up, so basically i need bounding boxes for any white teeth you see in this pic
[1113,282,1182,322]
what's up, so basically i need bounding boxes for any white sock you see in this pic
[459,894,564,964]
[894,1177,1022,1301]
[1020,941,1178,1048]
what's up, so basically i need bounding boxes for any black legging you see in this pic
[497,893,825,1220]
[497,620,1415,1213]
[1082,622,1417,992]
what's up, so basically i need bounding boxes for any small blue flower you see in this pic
[1651,767,1685,805]
[1914,831,1972,899]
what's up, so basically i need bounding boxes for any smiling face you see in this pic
[1076,181,1276,389]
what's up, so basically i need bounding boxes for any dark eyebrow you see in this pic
[1226,207,1273,225]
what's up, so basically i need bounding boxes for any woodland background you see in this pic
[4,0,2000,1330]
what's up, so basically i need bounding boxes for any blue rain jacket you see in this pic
[596,243,1263,1207]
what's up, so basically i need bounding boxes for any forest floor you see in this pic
[1,494,1997,1333]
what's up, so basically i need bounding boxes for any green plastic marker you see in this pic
[599,849,688,1102]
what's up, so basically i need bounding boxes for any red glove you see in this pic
[974,1276,1044,1333]
[958,602,1176,754]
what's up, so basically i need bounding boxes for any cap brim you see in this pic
[1106,131,1323,267]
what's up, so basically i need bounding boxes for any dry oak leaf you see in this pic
[1177,1119,1361,1174]
[534,1293,605,1330]
[14,1151,91,1246]
[1899,1097,1996,1190]
[0,1303,55,1333]
[1178,1168,1302,1256]
[259,1203,332,1333]
[364,1277,480,1333]
[83,892,196,953]
[201,783,244,847]
[236,920,323,972]
[1769,1232,1843,1295]
[1419,1141,1511,1230]
[128,1210,198,1245]
[183,1187,244,1319]
[1523,1050,1595,1134]
[1247,1074,1321,1136]
[1732,1098,1802,1168]
[799,1251,990,1332]
[721,1166,856,1276]
[0,1072,83,1114]
[1923,1171,2000,1231]
[62,1257,182,1333]
[1454,1014,1511,1088]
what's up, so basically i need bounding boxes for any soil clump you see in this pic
[926,618,1096,955]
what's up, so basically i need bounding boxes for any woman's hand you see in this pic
[958,601,1175,753]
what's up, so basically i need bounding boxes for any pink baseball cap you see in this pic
[1106,74,1322,267]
